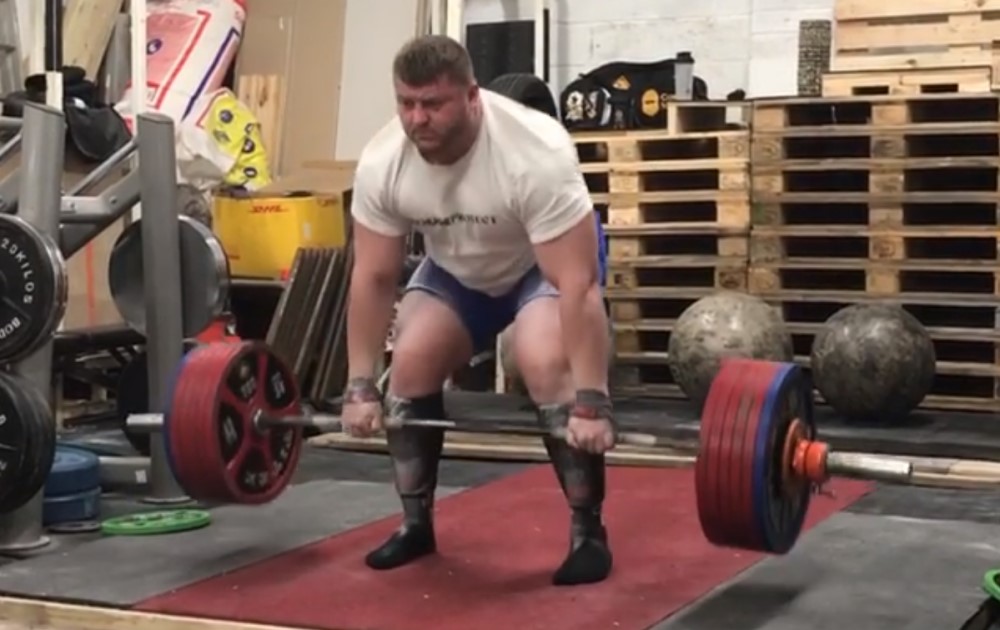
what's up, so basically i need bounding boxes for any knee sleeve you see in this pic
[535,404,606,509]
[385,392,446,498]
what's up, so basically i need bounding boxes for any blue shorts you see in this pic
[405,212,608,354]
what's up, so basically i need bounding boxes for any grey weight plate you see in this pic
[0,213,68,363]
[108,215,230,338]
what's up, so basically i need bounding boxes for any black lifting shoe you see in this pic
[552,507,613,586]
[365,497,437,570]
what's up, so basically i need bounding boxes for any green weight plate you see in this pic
[983,569,1000,601]
[101,509,211,536]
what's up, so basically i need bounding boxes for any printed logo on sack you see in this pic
[147,38,163,55]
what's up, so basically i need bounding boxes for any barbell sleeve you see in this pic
[825,452,913,483]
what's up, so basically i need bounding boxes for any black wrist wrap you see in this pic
[344,377,381,404]
[570,389,613,421]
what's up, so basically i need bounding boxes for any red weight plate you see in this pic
[695,358,740,544]
[729,360,778,550]
[203,341,303,505]
[168,343,227,499]
[697,358,750,545]
[696,358,779,552]
[188,342,244,501]
[713,359,771,550]
[713,363,752,549]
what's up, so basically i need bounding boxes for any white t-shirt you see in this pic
[349,89,593,297]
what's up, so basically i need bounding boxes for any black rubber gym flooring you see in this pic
[3,392,1000,629]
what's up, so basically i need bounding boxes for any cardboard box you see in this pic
[236,0,348,176]
[211,162,354,279]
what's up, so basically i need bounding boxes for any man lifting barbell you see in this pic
[340,35,616,585]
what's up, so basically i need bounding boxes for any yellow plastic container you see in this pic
[212,179,350,279]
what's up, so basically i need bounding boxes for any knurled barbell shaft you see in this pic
[126,412,913,482]
[126,411,682,449]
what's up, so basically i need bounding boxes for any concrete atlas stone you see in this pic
[810,302,935,423]
[668,291,793,407]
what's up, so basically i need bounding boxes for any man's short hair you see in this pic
[392,35,475,87]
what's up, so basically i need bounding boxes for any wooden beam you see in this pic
[0,596,303,630]
[61,0,125,79]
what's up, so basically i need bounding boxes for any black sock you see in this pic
[552,506,613,585]
[536,405,614,586]
[365,485,439,570]
[365,392,445,571]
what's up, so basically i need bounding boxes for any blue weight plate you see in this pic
[45,444,101,496]
[42,486,101,526]
[751,362,814,554]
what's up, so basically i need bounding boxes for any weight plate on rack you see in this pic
[0,213,68,362]
[101,509,212,536]
[165,341,303,504]
[107,215,230,339]
[695,358,813,554]
[43,486,101,526]
[44,444,101,496]
[0,372,56,514]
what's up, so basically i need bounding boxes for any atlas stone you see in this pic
[667,291,794,408]
[810,302,935,423]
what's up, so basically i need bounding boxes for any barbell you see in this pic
[109,340,911,556]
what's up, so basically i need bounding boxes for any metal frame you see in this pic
[133,112,188,504]
[0,112,189,545]
[0,0,192,546]
[0,102,65,553]
[0,132,20,213]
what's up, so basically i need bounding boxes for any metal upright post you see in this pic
[0,102,65,554]
[135,112,188,504]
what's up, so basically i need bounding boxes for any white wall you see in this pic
[336,0,420,160]
[464,0,835,99]
[10,0,835,159]
[14,0,31,65]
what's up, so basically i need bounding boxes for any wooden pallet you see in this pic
[605,287,723,400]
[663,99,751,135]
[751,93,1000,162]
[755,293,1000,413]
[612,295,1000,413]
[573,103,746,402]
[576,136,749,199]
[744,92,1000,412]
[821,65,994,97]
[830,0,1000,83]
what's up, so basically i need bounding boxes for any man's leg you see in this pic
[508,272,613,586]
[366,258,501,570]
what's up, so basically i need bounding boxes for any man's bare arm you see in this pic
[533,215,610,394]
[346,223,407,380]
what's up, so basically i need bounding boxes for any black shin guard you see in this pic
[364,392,445,571]
[536,404,613,586]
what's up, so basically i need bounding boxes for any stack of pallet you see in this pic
[822,0,1000,97]
[570,100,752,398]
[749,91,1000,412]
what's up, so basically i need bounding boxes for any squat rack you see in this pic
[0,0,189,553]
